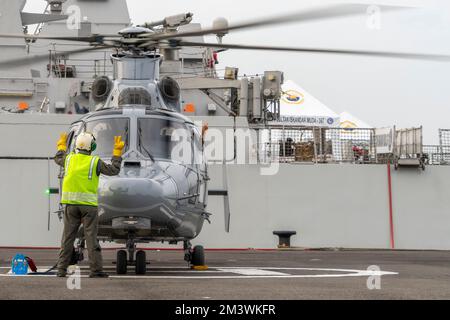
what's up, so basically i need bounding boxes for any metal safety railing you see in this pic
[439,129,450,146]
[258,127,450,166]
[47,49,113,79]
[437,129,450,165]
[260,126,377,164]
[422,145,449,165]
[258,126,450,167]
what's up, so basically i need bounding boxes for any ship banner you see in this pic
[269,116,340,127]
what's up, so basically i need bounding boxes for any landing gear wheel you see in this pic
[135,250,146,275]
[191,245,205,266]
[116,250,127,275]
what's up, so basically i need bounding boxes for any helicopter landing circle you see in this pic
[0,266,398,280]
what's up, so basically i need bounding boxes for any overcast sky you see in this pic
[24,0,450,144]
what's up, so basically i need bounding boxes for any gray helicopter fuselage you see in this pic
[66,107,208,244]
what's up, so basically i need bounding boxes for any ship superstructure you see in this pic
[1,1,450,252]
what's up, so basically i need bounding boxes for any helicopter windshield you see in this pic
[138,118,193,162]
[84,118,129,157]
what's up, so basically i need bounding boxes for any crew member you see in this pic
[54,132,125,278]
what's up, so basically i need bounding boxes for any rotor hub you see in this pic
[119,26,154,38]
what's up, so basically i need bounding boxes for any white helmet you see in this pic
[75,132,96,152]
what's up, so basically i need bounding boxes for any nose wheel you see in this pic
[116,250,127,275]
[184,241,206,267]
[115,238,147,275]
[135,250,147,275]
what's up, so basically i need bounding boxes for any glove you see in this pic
[57,133,68,152]
[202,122,209,136]
[201,122,209,145]
[113,136,125,157]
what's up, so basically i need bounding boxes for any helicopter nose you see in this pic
[98,177,165,214]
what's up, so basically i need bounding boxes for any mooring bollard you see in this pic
[273,231,297,248]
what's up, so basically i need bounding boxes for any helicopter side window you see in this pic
[138,118,192,162]
[84,118,129,157]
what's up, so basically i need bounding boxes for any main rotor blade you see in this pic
[0,33,113,43]
[0,45,114,68]
[146,4,406,41]
[179,41,450,61]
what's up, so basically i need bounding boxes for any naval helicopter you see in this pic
[64,49,213,275]
[61,27,220,275]
[1,4,450,275]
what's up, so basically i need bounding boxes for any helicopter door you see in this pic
[190,125,207,206]
[179,126,198,204]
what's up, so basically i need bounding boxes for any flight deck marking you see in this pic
[217,268,290,276]
[0,266,398,279]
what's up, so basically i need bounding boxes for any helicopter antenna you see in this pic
[139,13,194,31]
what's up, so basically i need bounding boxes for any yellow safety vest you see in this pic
[61,152,100,206]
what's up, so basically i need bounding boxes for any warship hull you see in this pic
[0,114,449,251]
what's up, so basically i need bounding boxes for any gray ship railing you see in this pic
[258,127,450,166]
[260,127,378,164]
[47,49,113,79]
[423,145,450,165]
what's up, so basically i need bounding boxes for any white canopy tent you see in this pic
[263,80,341,162]
[339,111,373,129]
[271,80,340,127]
[338,111,374,140]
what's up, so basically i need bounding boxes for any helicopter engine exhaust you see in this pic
[159,77,180,101]
[159,76,181,111]
[91,76,113,103]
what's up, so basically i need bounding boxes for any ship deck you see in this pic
[0,248,449,300]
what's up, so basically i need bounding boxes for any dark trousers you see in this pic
[57,205,103,273]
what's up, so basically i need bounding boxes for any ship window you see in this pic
[84,118,129,157]
[138,118,192,162]
[118,88,151,106]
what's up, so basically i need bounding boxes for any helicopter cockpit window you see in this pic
[67,122,82,152]
[138,118,192,162]
[118,88,152,106]
[84,118,129,157]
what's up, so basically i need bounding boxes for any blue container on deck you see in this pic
[11,254,29,275]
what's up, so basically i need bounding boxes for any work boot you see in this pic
[57,270,67,278]
[89,271,109,278]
